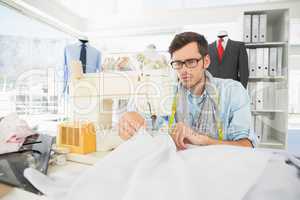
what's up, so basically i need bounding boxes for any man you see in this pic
[118,32,257,150]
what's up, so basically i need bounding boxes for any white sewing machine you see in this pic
[67,68,176,151]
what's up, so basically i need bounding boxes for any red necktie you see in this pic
[217,38,224,63]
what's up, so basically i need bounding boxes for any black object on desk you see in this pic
[0,134,54,194]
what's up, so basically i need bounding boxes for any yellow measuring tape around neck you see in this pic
[215,90,224,141]
[168,93,178,131]
[168,88,224,140]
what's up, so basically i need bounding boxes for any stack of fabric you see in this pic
[0,113,35,154]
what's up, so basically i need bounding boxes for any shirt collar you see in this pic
[216,36,228,49]
[187,88,207,105]
[223,36,228,49]
[177,70,218,104]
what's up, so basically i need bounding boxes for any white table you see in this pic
[1,151,110,200]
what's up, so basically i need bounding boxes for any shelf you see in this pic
[248,76,285,81]
[245,41,287,47]
[259,138,285,148]
[259,139,285,149]
[244,9,289,150]
[251,110,286,114]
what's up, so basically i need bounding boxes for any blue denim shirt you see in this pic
[144,77,258,146]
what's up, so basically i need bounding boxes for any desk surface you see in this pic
[1,151,110,200]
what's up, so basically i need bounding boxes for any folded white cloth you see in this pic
[25,130,271,200]
[0,113,35,154]
[96,129,124,151]
[24,168,69,198]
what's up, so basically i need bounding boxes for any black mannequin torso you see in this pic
[208,32,249,88]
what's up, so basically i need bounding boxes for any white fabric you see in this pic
[24,168,70,198]
[25,130,271,200]
[96,129,124,151]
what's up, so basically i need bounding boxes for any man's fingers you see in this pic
[172,123,189,150]
[178,125,187,150]
[122,112,145,131]
[173,127,181,148]
[118,121,135,140]
[174,125,185,150]
[123,122,135,136]
[119,127,131,140]
[118,112,146,141]
[170,127,179,147]
[118,123,128,139]
[178,134,187,150]
[121,117,137,133]
[124,118,143,132]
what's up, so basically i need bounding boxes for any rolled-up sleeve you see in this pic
[226,82,258,146]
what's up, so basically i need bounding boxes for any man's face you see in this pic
[171,42,210,89]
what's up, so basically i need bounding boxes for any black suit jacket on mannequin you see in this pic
[208,39,249,88]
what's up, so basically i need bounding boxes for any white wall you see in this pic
[86,0,300,34]
[0,0,84,38]
[20,0,85,31]
[0,4,71,39]
[5,0,300,40]
[85,0,300,55]
[87,1,300,51]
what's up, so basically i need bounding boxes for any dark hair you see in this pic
[168,32,209,57]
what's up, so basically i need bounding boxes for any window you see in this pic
[0,4,74,120]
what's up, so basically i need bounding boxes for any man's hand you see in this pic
[171,122,253,149]
[118,112,146,140]
[171,122,210,150]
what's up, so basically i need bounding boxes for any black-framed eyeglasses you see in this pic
[170,57,203,70]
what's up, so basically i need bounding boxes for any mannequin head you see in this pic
[78,35,89,44]
[79,39,88,44]
[217,30,228,38]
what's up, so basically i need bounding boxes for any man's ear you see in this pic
[203,54,210,69]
